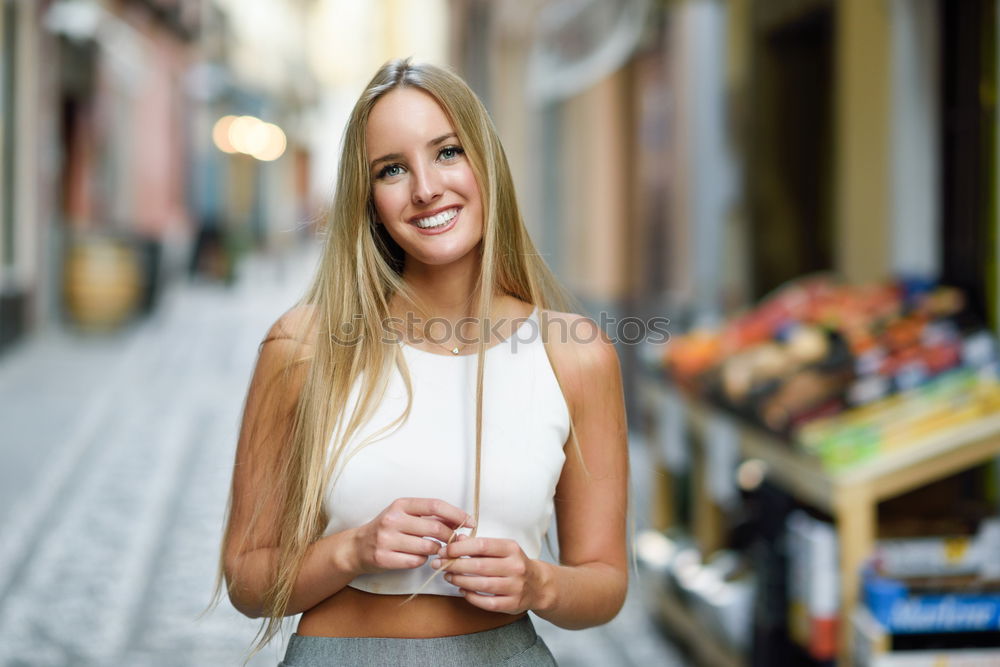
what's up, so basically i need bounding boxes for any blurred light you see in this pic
[242,120,272,157]
[212,115,238,154]
[635,529,676,570]
[252,123,287,162]
[228,115,261,154]
[737,458,767,491]
[215,114,287,161]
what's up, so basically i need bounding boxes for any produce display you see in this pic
[798,369,1000,469]
[659,274,1000,469]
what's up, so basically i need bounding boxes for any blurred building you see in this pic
[448,0,1000,426]
[0,0,329,355]
[1,0,208,352]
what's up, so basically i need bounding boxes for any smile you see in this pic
[410,206,460,230]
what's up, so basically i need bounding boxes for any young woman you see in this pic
[218,58,629,666]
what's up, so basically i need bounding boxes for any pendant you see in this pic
[451,347,460,355]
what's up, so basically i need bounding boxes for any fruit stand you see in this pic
[639,274,1000,666]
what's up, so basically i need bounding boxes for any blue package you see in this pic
[864,571,1000,634]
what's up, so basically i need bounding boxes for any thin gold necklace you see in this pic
[393,294,502,355]
[393,292,480,355]
[405,317,472,355]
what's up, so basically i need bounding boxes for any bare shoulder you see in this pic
[250,304,318,387]
[265,303,319,348]
[238,306,316,445]
[539,309,618,360]
[538,309,622,410]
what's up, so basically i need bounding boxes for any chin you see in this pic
[406,243,483,268]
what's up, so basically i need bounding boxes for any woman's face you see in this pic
[366,87,483,270]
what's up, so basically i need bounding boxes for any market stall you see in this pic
[638,275,1000,666]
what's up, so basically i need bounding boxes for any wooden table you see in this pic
[639,374,1000,666]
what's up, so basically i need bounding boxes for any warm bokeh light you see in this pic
[252,123,287,162]
[241,119,271,157]
[227,115,261,155]
[217,115,287,161]
[211,115,237,153]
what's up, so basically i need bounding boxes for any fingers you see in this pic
[359,499,473,574]
[444,573,518,596]
[363,539,430,571]
[395,498,475,530]
[393,535,444,557]
[458,590,509,612]
[434,555,524,579]
[386,513,461,544]
[433,552,513,576]
[440,536,514,559]
[427,536,534,615]
[365,536,440,571]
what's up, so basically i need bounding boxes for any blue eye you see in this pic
[439,146,464,161]
[377,164,404,179]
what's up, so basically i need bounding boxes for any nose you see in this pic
[411,164,443,206]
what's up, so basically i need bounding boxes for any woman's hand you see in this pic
[432,535,551,614]
[349,498,474,575]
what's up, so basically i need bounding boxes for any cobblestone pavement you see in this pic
[0,242,684,666]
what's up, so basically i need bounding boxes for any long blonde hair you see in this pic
[215,58,587,656]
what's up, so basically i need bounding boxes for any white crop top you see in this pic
[321,306,571,596]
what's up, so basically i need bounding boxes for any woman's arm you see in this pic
[437,313,629,629]
[226,528,360,618]
[530,319,629,627]
[222,305,353,618]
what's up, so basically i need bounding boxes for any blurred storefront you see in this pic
[0,0,325,354]
[0,0,205,350]
[449,0,1000,665]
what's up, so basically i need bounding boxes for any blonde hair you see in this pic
[213,58,590,658]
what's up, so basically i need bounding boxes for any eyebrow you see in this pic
[369,133,458,171]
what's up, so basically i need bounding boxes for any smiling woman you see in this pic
[214,58,629,667]
[367,88,484,270]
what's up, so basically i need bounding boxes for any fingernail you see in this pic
[431,559,441,569]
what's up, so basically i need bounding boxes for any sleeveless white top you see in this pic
[321,306,571,596]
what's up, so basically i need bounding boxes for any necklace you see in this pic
[404,317,472,355]
[391,293,499,356]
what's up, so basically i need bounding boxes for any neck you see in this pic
[397,253,486,321]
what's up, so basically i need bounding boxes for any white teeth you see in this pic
[414,207,458,229]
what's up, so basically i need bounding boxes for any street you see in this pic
[0,242,683,666]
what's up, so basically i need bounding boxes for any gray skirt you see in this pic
[279,615,557,666]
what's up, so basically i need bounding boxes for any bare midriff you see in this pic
[296,586,526,638]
